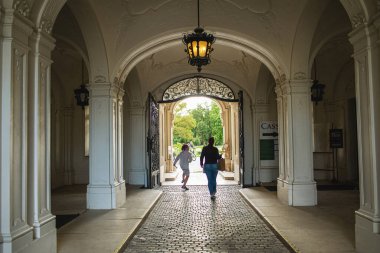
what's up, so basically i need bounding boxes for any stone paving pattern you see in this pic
[124,186,290,253]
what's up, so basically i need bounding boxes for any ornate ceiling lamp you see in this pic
[183,0,215,72]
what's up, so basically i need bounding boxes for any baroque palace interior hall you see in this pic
[1,0,380,252]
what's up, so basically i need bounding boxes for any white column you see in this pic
[63,107,73,185]
[27,30,56,249]
[87,84,126,209]
[116,89,125,183]
[0,9,34,253]
[349,22,380,253]
[276,80,317,206]
[275,85,285,182]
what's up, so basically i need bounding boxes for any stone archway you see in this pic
[158,77,241,185]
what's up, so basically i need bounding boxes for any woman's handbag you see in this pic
[217,158,225,171]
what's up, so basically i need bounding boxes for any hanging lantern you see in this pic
[183,0,215,72]
[74,84,89,109]
[311,59,325,105]
[311,80,325,105]
[74,59,89,109]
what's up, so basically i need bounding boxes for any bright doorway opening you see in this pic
[160,97,240,186]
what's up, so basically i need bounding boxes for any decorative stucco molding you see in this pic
[13,0,30,18]
[351,14,366,28]
[94,75,107,83]
[223,0,271,14]
[275,74,286,85]
[40,18,53,34]
[293,72,307,80]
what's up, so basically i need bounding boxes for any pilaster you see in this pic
[1,9,34,253]
[87,83,126,209]
[276,79,317,206]
[349,21,380,253]
[63,107,73,185]
[27,29,56,249]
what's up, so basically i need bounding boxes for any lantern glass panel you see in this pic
[187,43,193,58]
[191,41,198,56]
[198,41,208,57]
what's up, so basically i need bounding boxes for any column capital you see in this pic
[349,23,378,55]
[89,83,122,98]
[278,79,312,95]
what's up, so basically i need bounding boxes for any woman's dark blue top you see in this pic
[200,145,221,166]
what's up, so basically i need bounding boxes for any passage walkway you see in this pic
[124,186,291,253]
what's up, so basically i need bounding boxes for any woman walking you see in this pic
[200,137,221,199]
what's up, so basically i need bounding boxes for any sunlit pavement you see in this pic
[162,157,238,186]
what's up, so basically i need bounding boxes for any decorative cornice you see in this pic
[13,0,30,18]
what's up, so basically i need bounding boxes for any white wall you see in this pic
[124,107,147,185]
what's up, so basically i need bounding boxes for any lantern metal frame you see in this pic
[74,60,89,109]
[311,59,325,105]
[311,80,325,105]
[183,0,215,72]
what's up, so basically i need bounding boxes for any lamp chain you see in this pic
[197,0,200,27]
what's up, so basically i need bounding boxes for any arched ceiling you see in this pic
[48,0,358,106]
[131,43,264,101]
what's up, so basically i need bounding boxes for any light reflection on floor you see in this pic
[162,157,238,186]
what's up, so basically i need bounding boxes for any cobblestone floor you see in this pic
[124,186,291,253]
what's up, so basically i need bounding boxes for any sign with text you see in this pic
[260,121,278,165]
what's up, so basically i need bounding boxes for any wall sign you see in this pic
[329,129,343,148]
[260,121,278,164]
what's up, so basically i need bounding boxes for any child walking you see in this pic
[173,144,193,190]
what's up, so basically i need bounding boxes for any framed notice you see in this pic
[260,140,275,160]
[329,129,343,148]
[259,121,279,166]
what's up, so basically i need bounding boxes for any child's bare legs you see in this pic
[182,170,190,190]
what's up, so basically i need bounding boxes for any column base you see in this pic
[87,181,126,209]
[0,218,57,253]
[277,178,317,206]
[355,210,380,253]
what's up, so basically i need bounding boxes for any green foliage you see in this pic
[173,114,196,144]
[173,100,223,148]
[188,101,223,146]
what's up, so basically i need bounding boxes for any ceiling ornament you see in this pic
[162,77,235,102]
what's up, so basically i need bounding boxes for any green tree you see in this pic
[173,114,196,144]
[209,102,223,145]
